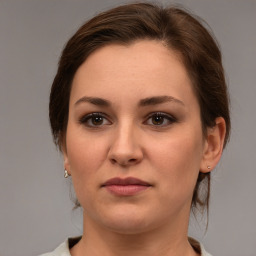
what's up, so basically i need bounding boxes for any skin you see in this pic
[63,40,226,256]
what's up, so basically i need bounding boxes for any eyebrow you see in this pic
[139,96,184,107]
[75,96,111,107]
[74,95,184,107]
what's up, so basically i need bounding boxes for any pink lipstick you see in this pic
[102,177,151,196]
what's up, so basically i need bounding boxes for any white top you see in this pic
[39,237,212,256]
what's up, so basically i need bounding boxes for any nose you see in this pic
[108,124,143,167]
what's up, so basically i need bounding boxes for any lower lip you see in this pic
[104,185,150,196]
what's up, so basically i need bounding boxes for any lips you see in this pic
[103,177,150,186]
[102,177,151,196]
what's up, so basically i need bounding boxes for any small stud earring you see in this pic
[207,166,211,170]
[64,169,70,178]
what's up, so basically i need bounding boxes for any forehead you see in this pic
[70,40,196,107]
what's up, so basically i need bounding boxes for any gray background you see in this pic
[0,0,255,255]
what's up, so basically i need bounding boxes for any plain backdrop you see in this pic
[0,0,255,255]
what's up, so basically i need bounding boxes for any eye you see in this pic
[145,112,176,126]
[79,112,111,127]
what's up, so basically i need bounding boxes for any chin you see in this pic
[105,220,152,235]
[96,207,155,234]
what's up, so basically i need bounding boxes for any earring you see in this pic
[207,166,211,170]
[64,169,70,178]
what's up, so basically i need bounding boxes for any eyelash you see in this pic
[79,112,111,127]
[144,112,177,127]
[79,112,177,128]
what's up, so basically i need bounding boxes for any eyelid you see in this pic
[144,112,177,126]
[79,112,112,127]
[145,111,176,119]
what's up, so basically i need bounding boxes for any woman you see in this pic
[42,2,230,256]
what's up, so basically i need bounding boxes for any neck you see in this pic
[71,210,199,256]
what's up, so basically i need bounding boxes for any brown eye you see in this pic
[79,113,111,127]
[145,112,176,127]
[91,115,104,125]
[152,115,164,125]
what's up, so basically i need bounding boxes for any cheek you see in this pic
[65,132,110,211]
[148,129,204,196]
[67,128,106,167]
[65,130,109,191]
[151,130,203,168]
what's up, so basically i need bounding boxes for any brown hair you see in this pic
[49,2,230,212]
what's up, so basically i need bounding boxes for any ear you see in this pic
[200,117,226,173]
[61,136,71,175]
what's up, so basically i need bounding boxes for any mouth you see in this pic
[101,177,152,196]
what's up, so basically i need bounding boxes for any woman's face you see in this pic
[64,40,209,234]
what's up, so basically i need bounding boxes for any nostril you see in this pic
[110,158,117,164]
[121,158,138,166]
[110,158,138,166]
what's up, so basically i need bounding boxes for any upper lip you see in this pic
[102,177,151,186]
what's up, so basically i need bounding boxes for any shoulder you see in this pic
[200,244,212,256]
[38,240,70,256]
[188,237,212,256]
[40,236,212,256]
[38,237,81,256]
